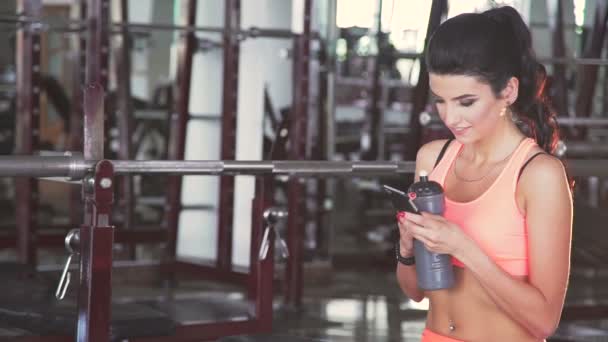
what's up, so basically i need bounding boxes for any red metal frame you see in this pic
[285,0,313,308]
[85,0,109,89]
[14,0,42,266]
[76,1,113,340]
[131,178,275,342]
[217,0,240,271]
[250,177,274,330]
[83,83,105,162]
[8,0,276,339]
[165,0,197,264]
[115,0,136,259]
[83,0,109,161]
[77,161,115,342]
[159,1,275,337]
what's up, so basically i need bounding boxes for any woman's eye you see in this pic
[433,98,444,104]
[460,100,475,107]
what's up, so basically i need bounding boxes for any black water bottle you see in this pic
[408,170,455,291]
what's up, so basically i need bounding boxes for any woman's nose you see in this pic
[442,107,461,127]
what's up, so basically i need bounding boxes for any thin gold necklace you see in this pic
[452,140,522,183]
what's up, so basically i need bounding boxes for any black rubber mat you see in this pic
[0,299,176,341]
[0,263,175,341]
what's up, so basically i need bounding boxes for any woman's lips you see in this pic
[450,126,471,136]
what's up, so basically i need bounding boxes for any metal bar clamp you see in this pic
[259,207,289,260]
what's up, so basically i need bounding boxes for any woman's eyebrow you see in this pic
[430,90,477,101]
[452,94,477,100]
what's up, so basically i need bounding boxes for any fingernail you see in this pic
[396,212,407,220]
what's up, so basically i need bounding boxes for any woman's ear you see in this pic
[502,76,519,104]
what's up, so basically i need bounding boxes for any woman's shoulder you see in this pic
[518,146,572,227]
[520,145,564,176]
[416,139,453,171]
[518,146,569,197]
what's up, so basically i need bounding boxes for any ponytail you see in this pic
[482,7,560,154]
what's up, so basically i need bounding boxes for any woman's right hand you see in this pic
[396,211,415,257]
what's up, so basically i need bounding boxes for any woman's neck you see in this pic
[461,122,525,164]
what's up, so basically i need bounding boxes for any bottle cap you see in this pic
[409,169,443,197]
[419,170,429,182]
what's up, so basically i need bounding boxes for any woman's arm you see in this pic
[461,155,572,338]
[396,255,424,302]
[408,155,572,339]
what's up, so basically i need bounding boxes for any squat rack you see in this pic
[5,0,320,340]
[8,0,317,314]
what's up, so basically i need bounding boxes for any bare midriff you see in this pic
[425,267,541,342]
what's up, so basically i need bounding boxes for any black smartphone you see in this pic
[382,184,418,213]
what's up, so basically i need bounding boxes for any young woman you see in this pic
[395,6,573,342]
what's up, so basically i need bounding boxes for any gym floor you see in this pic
[1,266,607,341]
[272,269,608,342]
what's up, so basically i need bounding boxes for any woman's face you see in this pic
[429,73,508,143]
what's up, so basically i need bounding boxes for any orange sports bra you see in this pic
[428,138,538,276]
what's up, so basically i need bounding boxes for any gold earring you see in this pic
[499,106,507,117]
[500,101,511,117]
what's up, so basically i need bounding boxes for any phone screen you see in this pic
[382,184,418,213]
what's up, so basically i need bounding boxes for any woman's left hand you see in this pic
[405,212,472,258]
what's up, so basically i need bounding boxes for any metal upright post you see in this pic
[315,0,338,260]
[68,0,87,232]
[83,0,109,164]
[405,0,446,160]
[249,177,274,331]
[285,0,312,308]
[78,161,115,342]
[547,0,569,117]
[14,0,42,266]
[114,0,136,259]
[77,0,112,340]
[165,0,197,264]
[362,0,383,161]
[217,0,240,271]
[324,0,338,164]
[79,0,88,84]
[574,1,608,138]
